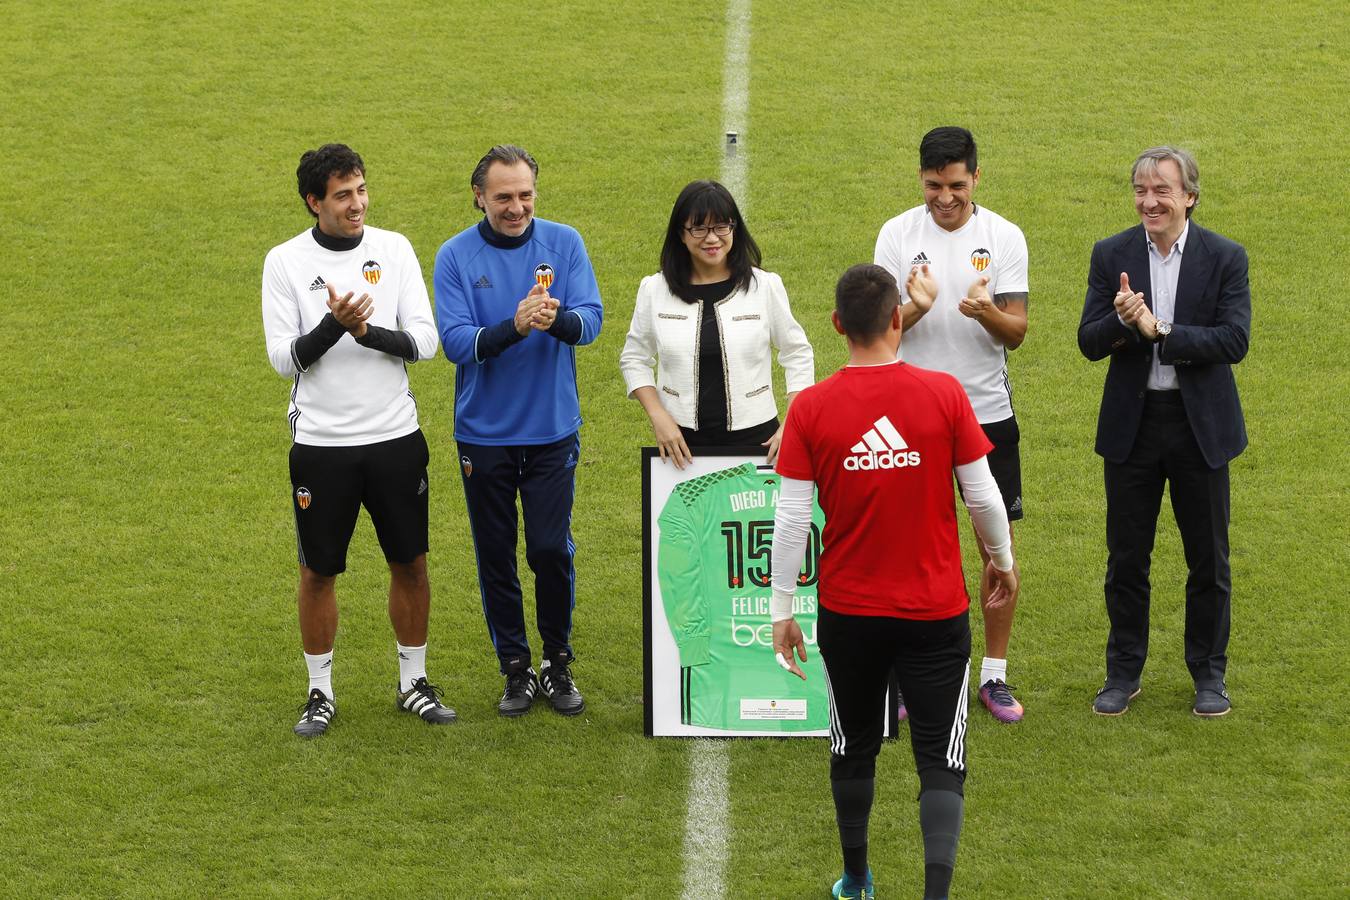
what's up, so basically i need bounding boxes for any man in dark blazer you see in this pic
[1078,146,1250,718]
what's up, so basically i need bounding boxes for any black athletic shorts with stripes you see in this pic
[956,414,1023,522]
[288,429,429,576]
[818,605,971,795]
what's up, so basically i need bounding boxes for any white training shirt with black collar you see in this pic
[262,225,438,447]
[875,204,1029,424]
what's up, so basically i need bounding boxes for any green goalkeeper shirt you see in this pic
[657,462,828,732]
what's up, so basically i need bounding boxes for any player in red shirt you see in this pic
[771,264,1019,900]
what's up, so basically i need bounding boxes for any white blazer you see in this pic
[620,268,815,431]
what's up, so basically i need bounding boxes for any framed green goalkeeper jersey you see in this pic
[651,457,827,733]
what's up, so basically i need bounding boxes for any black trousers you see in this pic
[457,433,579,674]
[679,416,779,448]
[818,605,970,795]
[1103,392,1231,689]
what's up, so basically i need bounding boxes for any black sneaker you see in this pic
[294,688,335,738]
[539,659,585,716]
[498,667,539,717]
[397,677,457,724]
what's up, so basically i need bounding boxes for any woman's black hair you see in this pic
[659,180,761,303]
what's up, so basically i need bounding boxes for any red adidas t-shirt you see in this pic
[776,362,993,620]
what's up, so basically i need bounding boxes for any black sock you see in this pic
[831,776,874,879]
[919,789,963,899]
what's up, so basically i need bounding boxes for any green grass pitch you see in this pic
[2,1,1346,897]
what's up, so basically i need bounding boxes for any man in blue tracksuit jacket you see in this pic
[434,145,603,718]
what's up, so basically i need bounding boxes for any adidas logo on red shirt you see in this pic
[844,416,921,470]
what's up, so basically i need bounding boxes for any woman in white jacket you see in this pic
[620,180,814,468]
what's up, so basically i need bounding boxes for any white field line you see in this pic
[680,738,731,899]
[720,0,750,206]
[681,8,750,899]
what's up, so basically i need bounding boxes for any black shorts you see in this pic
[818,606,971,794]
[980,415,1023,522]
[288,429,430,576]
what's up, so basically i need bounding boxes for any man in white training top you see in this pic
[874,126,1030,724]
[262,143,455,737]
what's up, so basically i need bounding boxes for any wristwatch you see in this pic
[1153,320,1172,342]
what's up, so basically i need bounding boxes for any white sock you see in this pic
[981,657,1007,687]
[397,642,427,692]
[305,651,334,701]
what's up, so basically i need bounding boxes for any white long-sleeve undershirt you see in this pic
[769,459,1014,622]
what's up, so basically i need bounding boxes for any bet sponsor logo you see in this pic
[844,416,921,470]
[362,260,382,285]
[732,616,817,647]
[970,248,991,272]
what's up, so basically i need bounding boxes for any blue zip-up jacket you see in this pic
[434,218,604,445]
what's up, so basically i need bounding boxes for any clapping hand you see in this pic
[905,264,938,312]
[1112,272,1157,338]
[514,283,551,335]
[326,283,372,338]
[958,275,995,319]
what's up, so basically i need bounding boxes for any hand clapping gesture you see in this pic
[1112,272,1157,338]
[958,275,995,320]
[905,264,938,312]
[326,283,372,338]
[515,282,561,334]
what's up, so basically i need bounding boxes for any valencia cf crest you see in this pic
[296,487,312,510]
[362,260,382,285]
[533,263,555,290]
[460,455,473,478]
[970,248,991,272]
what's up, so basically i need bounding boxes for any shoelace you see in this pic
[410,678,445,704]
[503,671,534,699]
[298,690,331,719]
[986,681,1018,706]
[546,665,575,694]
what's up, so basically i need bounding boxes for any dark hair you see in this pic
[919,126,978,174]
[471,144,539,212]
[835,264,899,339]
[660,180,761,303]
[296,144,365,218]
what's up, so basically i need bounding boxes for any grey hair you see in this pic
[470,145,538,211]
[1132,146,1200,216]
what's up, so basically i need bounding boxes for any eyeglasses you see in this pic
[685,222,735,238]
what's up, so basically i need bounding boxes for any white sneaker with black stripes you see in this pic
[294,688,335,738]
[397,677,457,724]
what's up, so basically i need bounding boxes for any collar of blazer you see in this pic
[1125,222,1216,323]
